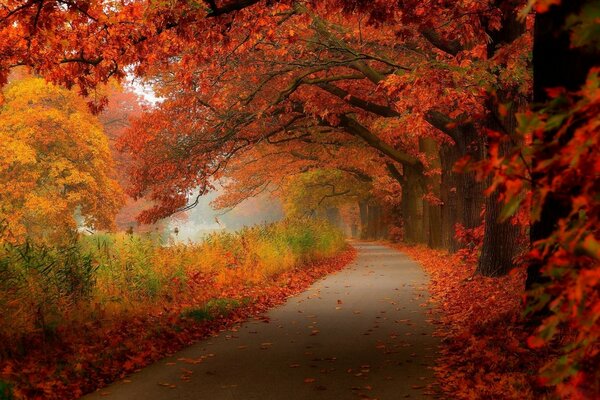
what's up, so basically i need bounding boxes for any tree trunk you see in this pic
[422,193,430,245]
[402,166,425,244]
[367,203,378,238]
[424,112,484,251]
[359,200,369,239]
[477,6,526,276]
[458,124,486,232]
[478,100,523,276]
[440,143,460,251]
[420,138,443,249]
[358,200,386,239]
[325,207,342,228]
[478,174,522,276]
[433,120,484,251]
[478,157,522,277]
[428,202,443,248]
[371,203,388,239]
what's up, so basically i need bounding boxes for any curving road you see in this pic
[84,242,438,400]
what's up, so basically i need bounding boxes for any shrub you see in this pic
[0,237,97,352]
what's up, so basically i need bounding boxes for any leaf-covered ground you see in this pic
[0,248,356,400]
[393,244,557,399]
[82,242,437,400]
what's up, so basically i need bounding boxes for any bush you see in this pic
[0,237,98,352]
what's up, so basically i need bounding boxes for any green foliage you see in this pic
[202,218,345,276]
[0,236,98,347]
[0,380,13,400]
[181,298,248,321]
[79,232,179,303]
[180,307,212,321]
[566,1,600,51]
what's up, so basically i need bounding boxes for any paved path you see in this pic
[84,242,438,400]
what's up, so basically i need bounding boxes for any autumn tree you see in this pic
[111,2,535,276]
[0,0,281,109]
[477,0,600,393]
[198,127,397,239]
[280,169,374,234]
[0,0,537,272]
[96,82,166,232]
[0,77,123,244]
[1,0,599,394]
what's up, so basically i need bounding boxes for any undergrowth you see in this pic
[0,218,348,399]
[393,244,558,399]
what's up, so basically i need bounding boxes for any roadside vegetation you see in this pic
[1,1,598,398]
[0,219,350,399]
[395,243,599,399]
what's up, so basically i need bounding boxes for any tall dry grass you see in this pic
[0,218,345,356]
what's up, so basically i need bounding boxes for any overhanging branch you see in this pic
[338,114,420,168]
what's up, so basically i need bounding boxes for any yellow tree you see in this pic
[282,169,369,217]
[0,77,124,244]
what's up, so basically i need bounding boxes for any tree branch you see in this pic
[424,110,462,143]
[386,162,405,184]
[420,27,464,56]
[315,82,400,117]
[338,114,421,167]
[206,0,262,17]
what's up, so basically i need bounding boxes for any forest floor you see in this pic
[392,244,548,399]
[83,242,438,400]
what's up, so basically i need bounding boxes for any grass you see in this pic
[0,218,345,357]
[181,298,249,321]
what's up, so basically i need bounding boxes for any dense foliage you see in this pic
[0,0,597,398]
[0,78,123,244]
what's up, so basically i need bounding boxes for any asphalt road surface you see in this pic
[84,242,438,400]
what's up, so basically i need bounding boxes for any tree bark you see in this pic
[420,138,443,248]
[460,124,486,232]
[359,200,369,239]
[367,203,384,239]
[440,142,460,251]
[478,100,523,276]
[477,5,526,276]
[325,207,342,228]
[426,111,485,245]
[367,204,377,238]
[422,194,430,245]
[402,166,425,244]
